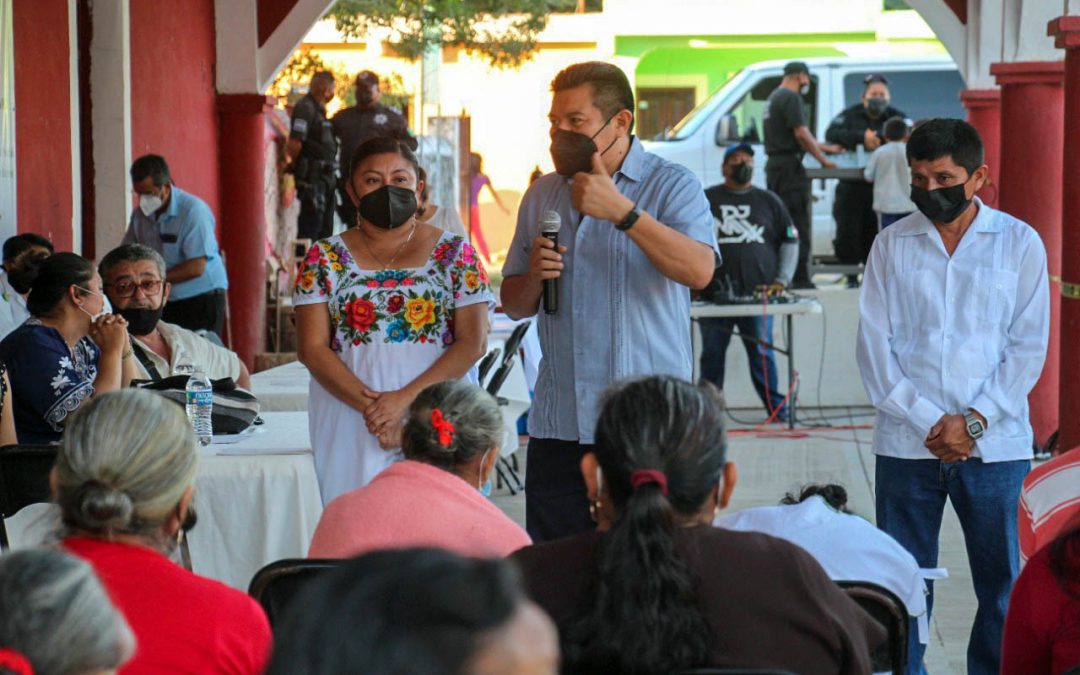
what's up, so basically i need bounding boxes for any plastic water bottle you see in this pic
[185,368,213,445]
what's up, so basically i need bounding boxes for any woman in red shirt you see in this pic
[55,389,271,675]
[1003,514,1080,673]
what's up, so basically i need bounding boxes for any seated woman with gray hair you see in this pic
[0,547,133,675]
[308,379,530,558]
[56,389,271,674]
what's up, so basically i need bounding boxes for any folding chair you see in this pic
[486,333,530,495]
[477,347,501,384]
[837,580,909,675]
[248,558,343,627]
[0,444,58,551]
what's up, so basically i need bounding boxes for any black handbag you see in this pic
[131,375,261,435]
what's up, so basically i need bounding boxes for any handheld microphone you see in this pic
[540,210,562,315]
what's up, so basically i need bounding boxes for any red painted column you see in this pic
[990,61,1065,449]
[959,89,1001,208]
[1050,17,1080,452]
[217,94,274,369]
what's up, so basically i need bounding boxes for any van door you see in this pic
[711,71,820,191]
[809,66,837,259]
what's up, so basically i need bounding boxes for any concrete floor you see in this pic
[493,407,979,675]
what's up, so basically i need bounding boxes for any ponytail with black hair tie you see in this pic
[629,469,668,496]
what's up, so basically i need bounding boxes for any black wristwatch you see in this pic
[616,205,641,231]
[964,409,985,440]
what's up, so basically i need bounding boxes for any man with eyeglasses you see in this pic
[99,244,250,388]
[122,154,229,337]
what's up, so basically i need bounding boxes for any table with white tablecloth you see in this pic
[4,411,323,592]
[190,411,323,590]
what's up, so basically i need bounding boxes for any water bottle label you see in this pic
[186,390,213,406]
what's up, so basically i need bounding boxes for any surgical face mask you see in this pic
[549,115,618,177]
[910,181,973,225]
[76,286,112,322]
[866,96,889,117]
[358,185,418,230]
[799,79,811,96]
[139,193,163,217]
[118,305,164,336]
[731,162,753,185]
[478,449,494,497]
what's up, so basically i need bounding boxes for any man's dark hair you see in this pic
[883,116,908,142]
[310,71,335,90]
[129,155,171,187]
[551,61,636,134]
[906,118,984,175]
[780,483,850,513]
[3,233,53,263]
[266,549,524,675]
[783,61,809,76]
[863,73,889,90]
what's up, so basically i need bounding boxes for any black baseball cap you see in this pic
[724,143,755,163]
[784,61,809,76]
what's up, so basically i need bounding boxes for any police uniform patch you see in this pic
[292,118,308,134]
[374,113,388,125]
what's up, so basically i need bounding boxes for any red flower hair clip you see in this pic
[431,408,455,447]
[0,648,34,675]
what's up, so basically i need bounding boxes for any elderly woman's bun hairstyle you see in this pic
[401,380,503,472]
[54,389,198,543]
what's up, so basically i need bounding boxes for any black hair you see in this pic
[417,166,430,205]
[266,548,524,675]
[780,483,850,513]
[883,116,908,142]
[3,233,53,263]
[566,375,726,674]
[401,380,504,475]
[310,70,334,88]
[25,252,94,317]
[355,70,379,88]
[906,118,984,175]
[552,61,636,134]
[129,154,171,187]
[348,136,420,183]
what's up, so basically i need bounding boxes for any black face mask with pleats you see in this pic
[359,185,417,230]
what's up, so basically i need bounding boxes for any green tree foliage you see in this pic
[327,0,563,68]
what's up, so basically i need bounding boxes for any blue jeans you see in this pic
[699,315,787,418]
[875,456,1029,675]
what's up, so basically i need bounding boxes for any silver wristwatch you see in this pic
[963,409,985,440]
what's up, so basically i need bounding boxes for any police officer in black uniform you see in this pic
[825,74,905,271]
[763,61,836,288]
[288,71,338,241]
[331,70,416,227]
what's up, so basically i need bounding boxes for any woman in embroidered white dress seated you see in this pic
[0,252,137,444]
[294,137,492,504]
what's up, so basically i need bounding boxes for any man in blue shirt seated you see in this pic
[501,61,718,542]
[122,154,229,337]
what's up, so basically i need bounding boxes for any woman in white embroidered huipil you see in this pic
[294,138,491,504]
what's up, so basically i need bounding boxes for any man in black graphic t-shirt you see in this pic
[701,143,797,421]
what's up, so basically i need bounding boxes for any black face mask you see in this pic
[357,89,376,105]
[550,115,618,177]
[910,182,973,225]
[731,162,753,185]
[118,305,164,336]
[866,96,888,117]
[358,185,418,230]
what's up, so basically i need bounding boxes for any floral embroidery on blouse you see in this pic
[293,234,491,351]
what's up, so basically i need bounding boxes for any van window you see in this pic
[843,69,965,122]
[726,75,817,143]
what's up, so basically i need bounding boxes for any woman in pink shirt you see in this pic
[308,380,530,558]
